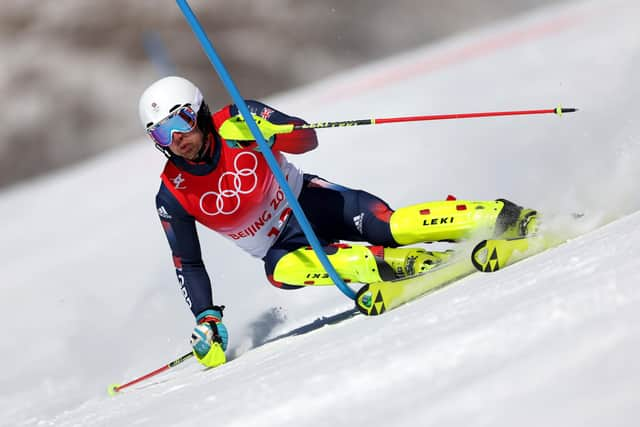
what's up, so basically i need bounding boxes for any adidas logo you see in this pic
[353,213,364,234]
[158,206,172,220]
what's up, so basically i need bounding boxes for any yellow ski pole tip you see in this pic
[107,384,120,396]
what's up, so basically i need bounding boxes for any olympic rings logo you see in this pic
[199,151,259,216]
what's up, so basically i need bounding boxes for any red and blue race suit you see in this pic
[157,101,396,317]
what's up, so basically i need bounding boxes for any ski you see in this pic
[355,234,566,315]
[470,234,561,272]
[355,253,477,315]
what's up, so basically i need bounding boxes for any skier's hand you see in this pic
[218,114,294,141]
[190,306,229,368]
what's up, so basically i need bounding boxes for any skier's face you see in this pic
[169,126,204,160]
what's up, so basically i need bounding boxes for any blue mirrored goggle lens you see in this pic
[147,107,197,147]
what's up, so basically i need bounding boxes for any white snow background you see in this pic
[1,0,639,425]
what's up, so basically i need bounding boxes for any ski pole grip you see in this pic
[218,115,294,141]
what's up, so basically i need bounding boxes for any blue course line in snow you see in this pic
[175,0,356,300]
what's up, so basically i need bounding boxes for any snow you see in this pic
[2,0,640,426]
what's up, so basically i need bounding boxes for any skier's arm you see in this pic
[214,100,318,154]
[156,184,215,318]
[157,184,229,368]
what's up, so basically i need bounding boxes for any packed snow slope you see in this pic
[2,0,639,425]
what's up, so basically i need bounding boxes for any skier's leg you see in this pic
[262,187,452,288]
[262,176,535,288]
[300,176,536,246]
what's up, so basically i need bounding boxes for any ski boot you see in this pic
[372,247,454,279]
[494,199,538,239]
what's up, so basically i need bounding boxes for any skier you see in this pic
[138,76,537,368]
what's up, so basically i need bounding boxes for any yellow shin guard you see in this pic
[272,245,453,286]
[273,245,384,286]
[389,200,506,245]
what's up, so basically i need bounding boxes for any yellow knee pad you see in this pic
[390,200,504,245]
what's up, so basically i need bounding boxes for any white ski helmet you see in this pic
[138,76,213,148]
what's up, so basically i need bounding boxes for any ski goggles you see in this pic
[146,105,197,147]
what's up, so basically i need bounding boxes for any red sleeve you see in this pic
[273,127,318,154]
[212,101,319,154]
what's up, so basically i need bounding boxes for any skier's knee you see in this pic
[353,191,396,245]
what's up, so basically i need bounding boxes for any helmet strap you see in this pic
[154,143,173,159]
